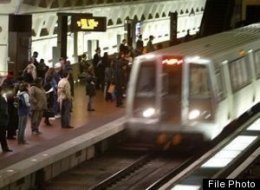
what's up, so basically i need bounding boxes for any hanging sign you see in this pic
[71,15,107,32]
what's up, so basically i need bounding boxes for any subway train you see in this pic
[125,23,260,146]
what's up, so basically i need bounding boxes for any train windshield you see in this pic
[132,61,156,118]
[135,62,156,96]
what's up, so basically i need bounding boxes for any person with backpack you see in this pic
[17,82,30,144]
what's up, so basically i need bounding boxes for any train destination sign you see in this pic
[71,15,107,32]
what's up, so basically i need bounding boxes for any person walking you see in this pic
[0,86,12,152]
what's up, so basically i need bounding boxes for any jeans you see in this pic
[18,115,27,143]
[87,95,94,110]
[61,99,71,128]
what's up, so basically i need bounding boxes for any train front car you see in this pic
[125,53,219,148]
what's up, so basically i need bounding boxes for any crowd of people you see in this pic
[0,34,156,153]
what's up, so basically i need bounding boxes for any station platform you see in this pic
[0,83,125,171]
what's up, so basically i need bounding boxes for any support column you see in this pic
[73,31,78,61]
[169,12,178,45]
[57,15,68,59]
[8,14,32,76]
[0,15,9,77]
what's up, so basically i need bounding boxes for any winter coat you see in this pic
[30,86,47,111]
[17,91,30,116]
[0,96,9,127]
[86,74,96,96]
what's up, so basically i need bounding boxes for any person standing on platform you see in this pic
[146,35,155,53]
[86,67,96,111]
[31,51,39,67]
[2,72,19,140]
[30,78,47,135]
[37,59,48,79]
[93,47,102,90]
[53,62,62,117]
[114,53,128,107]
[23,63,37,84]
[44,68,56,126]
[17,83,30,144]
[135,35,144,56]
[99,52,109,91]
[79,53,90,74]
[58,72,73,128]
[0,86,12,152]
[63,59,74,98]
[119,39,128,54]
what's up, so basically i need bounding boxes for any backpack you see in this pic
[18,94,27,108]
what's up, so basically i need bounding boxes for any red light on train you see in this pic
[162,58,183,65]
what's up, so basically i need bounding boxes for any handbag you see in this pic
[108,84,115,94]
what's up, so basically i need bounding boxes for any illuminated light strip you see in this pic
[171,185,200,190]
[247,118,260,131]
[201,136,257,168]
[162,59,183,65]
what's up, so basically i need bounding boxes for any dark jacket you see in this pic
[0,96,9,127]
[86,74,96,96]
[17,91,31,116]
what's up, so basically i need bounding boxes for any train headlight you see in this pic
[142,107,156,118]
[188,109,201,120]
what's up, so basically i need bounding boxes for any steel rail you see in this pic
[89,153,155,190]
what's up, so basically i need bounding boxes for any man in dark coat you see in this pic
[85,67,96,111]
[114,53,128,107]
[136,34,144,55]
[93,47,102,89]
[0,86,12,152]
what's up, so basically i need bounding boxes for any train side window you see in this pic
[254,50,260,78]
[229,56,251,91]
[190,64,210,97]
[215,71,226,100]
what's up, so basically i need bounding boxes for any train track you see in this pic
[44,146,202,190]
[90,152,196,190]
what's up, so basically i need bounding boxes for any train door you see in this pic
[160,57,183,125]
[214,62,233,129]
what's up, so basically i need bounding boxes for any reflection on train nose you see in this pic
[142,107,156,118]
[189,109,212,120]
[188,109,201,120]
